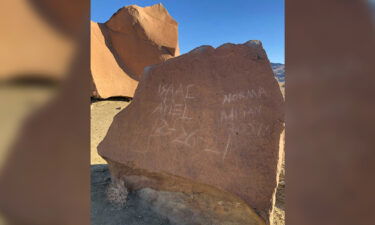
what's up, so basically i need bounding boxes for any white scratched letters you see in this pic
[148,83,269,162]
[222,87,267,105]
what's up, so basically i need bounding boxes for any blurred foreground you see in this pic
[0,0,374,225]
[0,0,90,224]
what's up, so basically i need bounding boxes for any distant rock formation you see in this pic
[91,4,179,98]
[98,40,284,223]
[271,63,285,83]
[271,63,285,98]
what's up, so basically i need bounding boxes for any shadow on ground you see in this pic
[92,164,274,225]
[91,164,171,225]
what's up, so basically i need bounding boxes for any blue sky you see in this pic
[91,0,284,63]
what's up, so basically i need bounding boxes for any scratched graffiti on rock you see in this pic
[149,83,198,150]
[151,83,195,120]
[222,87,267,105]
[147,83,270,161]
[220,105,263,123]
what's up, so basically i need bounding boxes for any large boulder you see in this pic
[104,3,179,80]
[91,3,179,98]
[91,21,138,98]
[98,41,284,223]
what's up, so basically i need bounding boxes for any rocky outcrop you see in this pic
[91,21,138,99]
[91,4,179,98]
[271,63,285,97]
[271,63,285,83]
[98,40,284,223]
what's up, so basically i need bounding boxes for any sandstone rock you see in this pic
[103,3,179,81]
[90,4,179,98]
[91,164,265,225]
[98,41,284,223]
[91,21,138,98]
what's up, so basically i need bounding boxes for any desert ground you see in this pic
[91,100,130,165]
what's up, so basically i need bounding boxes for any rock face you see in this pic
[91,4,179,98]
[104,4,179,80]
[91,21,138,98]
[91,164,265,225]
[98,41,284,222]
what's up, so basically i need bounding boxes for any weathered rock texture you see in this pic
[91,21,138,98]
[98,41,284,223]
[91,3,179,98]
[104,3,179,80]
[91,164,265,225]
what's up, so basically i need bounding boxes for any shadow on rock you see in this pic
[91,164,265,225]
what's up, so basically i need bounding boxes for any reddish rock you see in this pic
[90,4,179,98]
[98,41,284,223]
[91,21,138,98]
[104,3,179,81]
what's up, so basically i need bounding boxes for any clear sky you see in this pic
[91,0,284,63]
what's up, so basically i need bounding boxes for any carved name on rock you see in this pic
[98,41,284,222]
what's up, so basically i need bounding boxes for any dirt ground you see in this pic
[90,100,130,165]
